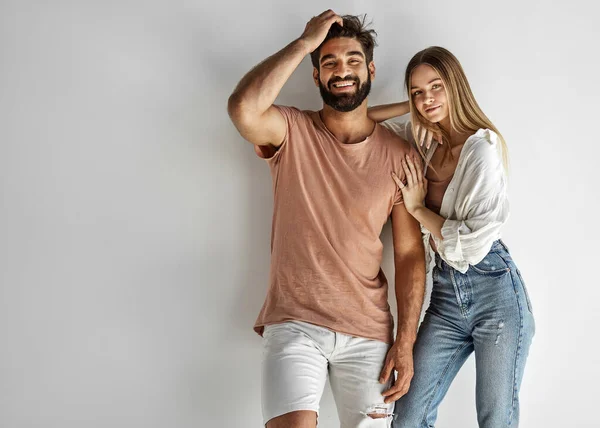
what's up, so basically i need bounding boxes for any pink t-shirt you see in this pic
[254,106,416,344]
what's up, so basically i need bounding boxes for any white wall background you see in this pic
[1,0,598,427]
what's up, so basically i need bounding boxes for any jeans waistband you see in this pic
[435,239,508,271]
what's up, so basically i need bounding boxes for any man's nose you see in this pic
[333,63,352,78]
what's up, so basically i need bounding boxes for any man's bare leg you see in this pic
[266,410,317,428]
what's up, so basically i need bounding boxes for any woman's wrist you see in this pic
[408,203,426,217]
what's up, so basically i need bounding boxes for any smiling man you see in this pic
[227,11,426,428]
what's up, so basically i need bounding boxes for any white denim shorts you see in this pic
[262,320,394,427]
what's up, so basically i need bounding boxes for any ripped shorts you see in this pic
[262,320,394,427]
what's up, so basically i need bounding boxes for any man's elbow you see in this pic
[227,91,245,123]
[394,243,425,265]
[227,93,257,141]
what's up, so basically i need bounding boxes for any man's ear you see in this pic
[313,67,320,87]
[368,61,376,81]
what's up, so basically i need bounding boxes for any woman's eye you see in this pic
[412,91,422,97]
[432,84,442,89]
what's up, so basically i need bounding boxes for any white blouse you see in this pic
[382,120,509,273]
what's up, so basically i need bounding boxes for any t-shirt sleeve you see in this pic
[393,185,404,205]
[254,105,301,161]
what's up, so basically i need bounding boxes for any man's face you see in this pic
[314,38,375,112]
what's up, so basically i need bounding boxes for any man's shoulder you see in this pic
[274,105,317,117]
[376,123,414,152]
[274,105,320,128]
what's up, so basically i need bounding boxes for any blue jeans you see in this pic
[393,240,535,428]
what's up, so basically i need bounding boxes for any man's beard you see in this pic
[318,73,371,113]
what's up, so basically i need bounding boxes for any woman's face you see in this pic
[410,64,449,125]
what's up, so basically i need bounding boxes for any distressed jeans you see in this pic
[393,240,535,428]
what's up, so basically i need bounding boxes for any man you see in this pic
[227,10,426,428]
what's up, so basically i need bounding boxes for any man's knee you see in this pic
[266,410,317,428]
[367,412,389,419]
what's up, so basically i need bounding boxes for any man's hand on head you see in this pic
[299,10,343,53]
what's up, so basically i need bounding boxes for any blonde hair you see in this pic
[405,46,509,171]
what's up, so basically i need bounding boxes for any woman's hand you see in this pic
[392,154,428,215]
[414,123,442,150]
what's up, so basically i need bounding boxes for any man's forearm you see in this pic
[394,250,426,347]
[228,38,310,117]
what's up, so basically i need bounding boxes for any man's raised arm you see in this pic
[227,10,343,146]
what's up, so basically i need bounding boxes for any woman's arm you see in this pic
[367,101,410,123]
[409,206,445,240]
[392,156,445,240]
[371,102,441,149]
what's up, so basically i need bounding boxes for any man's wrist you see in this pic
[393,334,416,350]
[293,37,313,57]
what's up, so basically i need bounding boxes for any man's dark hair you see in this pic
[310,15,378,70]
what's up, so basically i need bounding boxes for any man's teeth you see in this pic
[334,82,354,87]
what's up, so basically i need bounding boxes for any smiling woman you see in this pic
[368,46,535,428]
[409,67,447,122]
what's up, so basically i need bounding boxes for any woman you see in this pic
[369,47,535,427]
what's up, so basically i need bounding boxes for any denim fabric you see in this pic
[393,240,535,428]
